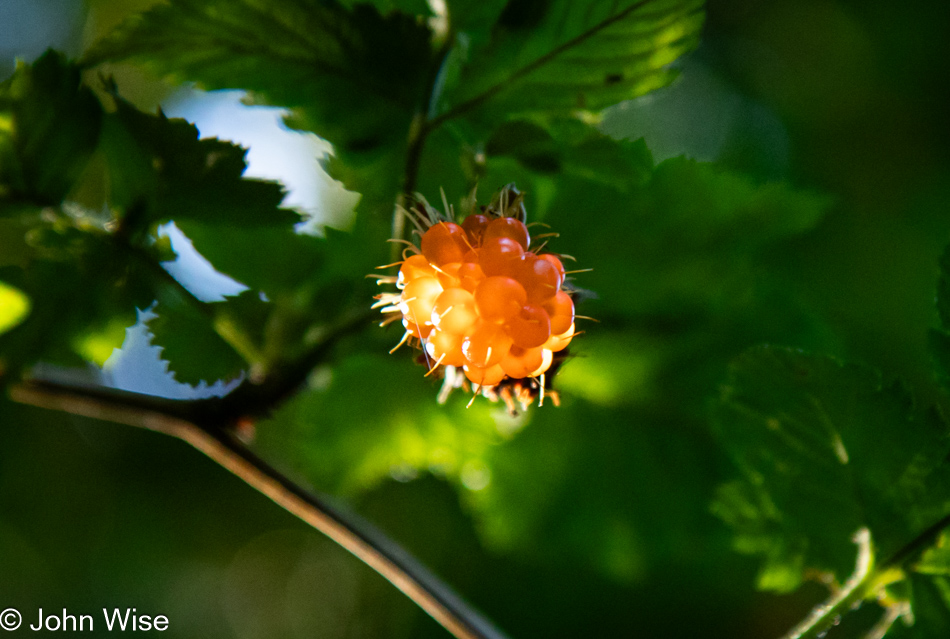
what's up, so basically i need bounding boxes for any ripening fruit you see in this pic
[403,317,433,339]
[483,216,530,249]
[475,276,527,323]
[507,303,551,348]
[421,221,470,266]
[500,345,545,379]
[538,254,565,287]
[543,323,575,352]
[515,255,560,304]
[479,237,524,277]
[431,287,479,335]
[402,276,442,326]
[426,329,466,367]
[375,188,584,408]
[398,254,436,288]
[462,321,513,368]
[543,290,574,335]
[461,214,490,245]
[529,349,554,378]
[456,262,485,292]
[464,363,507,387]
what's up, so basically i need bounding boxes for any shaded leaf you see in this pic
[445,0,509,47]
[0,50,102,206]
[173,219,359,302]
[713,347,950,593]
[485,119,654,191]
[100,99,297,228]
[336,0,432,17]
[542,156,830,319]
[253,337,725,583]
[886,574,950,638]
[148,289,248,385]
[917,531,950,576]
[85,0,434,166]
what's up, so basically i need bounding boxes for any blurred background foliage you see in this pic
[1,0,950,637]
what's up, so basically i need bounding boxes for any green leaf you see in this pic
[485,119,654,190]
[254,332,726,583]
[713,347,950,593]
[148,289,248,385]
[336,0,432,17]
[438,0,705,123]
[445,0,509,47]
[462,397,723,582]
[168,219,380,373]
[0,281,30,336]
[917,532,950,576]
[0,231,155,373]
[885,574,950,638]
[542,155,830,319]
[0,50,102,205]
[253,352,505,495]
[173,220,340,299]
[99,99,297,228]
[85,0,434,163]
[485,121,563,173]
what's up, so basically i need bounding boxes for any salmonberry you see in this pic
[464,363,507,387]
[374,185,584,411]
[483,216,530,249]
[421,221,470,266]
[475,276,527,323]
[479,237,525,277]
[461,214,490,245]
[431,287,479,335]
[508,304,551,348]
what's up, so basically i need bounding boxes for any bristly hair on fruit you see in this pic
[373,184,582,414]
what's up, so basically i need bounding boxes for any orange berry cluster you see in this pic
[377,206,575,391]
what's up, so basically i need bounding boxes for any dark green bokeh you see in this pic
[2,0,950,637]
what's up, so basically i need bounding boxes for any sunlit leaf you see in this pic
[71,315,131,366]
[438,0,705,122]
[0,281,30,336]
[253,352,504,495]
[0,235,154,372]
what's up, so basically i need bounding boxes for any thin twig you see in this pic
[780,528,875,639]
[881,511,950,570]
[9,379,510,639]
[778,510,950,639]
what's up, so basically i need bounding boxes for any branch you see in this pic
[778,510,950,639]
[9,378,510,639]
[881,511,950,571]
[779,528,875,639]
